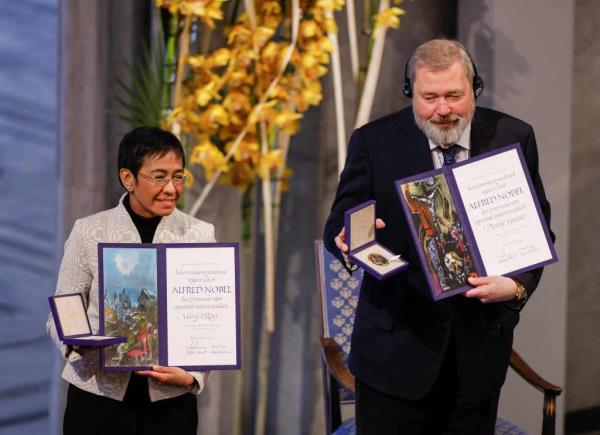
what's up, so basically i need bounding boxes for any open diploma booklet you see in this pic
[99,242,241,371]
[395,144,557,301]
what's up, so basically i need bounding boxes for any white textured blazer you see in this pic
[47,195,215,402]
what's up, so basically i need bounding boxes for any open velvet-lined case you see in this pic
[344,200,408,280]
[49,293,126,346]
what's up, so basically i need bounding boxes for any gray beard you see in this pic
[413,107,474,147]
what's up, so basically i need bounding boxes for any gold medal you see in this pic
[367,253,389,266]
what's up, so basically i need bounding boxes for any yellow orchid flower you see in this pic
[232,47,257,67]
[253,26,275,50]
[315,0,345,13]
[374,7,405,31]
[167,105,202,133]
[188,54,208,69]
[227,23,252,45]
[301,20,319,38]
[274,109,303,134]
[155,0,180,14]
[276,166,294,192]
[190,139,229,180]
[260,1,281,15]
[179,0,226,28]
[209,48,231,67]
[183,168,194,187]
[299,52,320,69]
[157,0,227,28]
[247,100,277,125]
[261,14,282,30]
[316,37,334,53]
[227,136,260,164]
[257,149,284,180]
[261,41,283,63]
[223,91,252,113]
[299,64,328,81]
[222,162,256,190]
[269,83,290,102]
[195,81,222,107]
[199,104,230,131]
[295,81,323,111]
[225,70,254,88]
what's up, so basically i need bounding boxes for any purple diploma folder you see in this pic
[99,242,241,372]
[395,143,557,301]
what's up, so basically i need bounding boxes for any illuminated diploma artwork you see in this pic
[395,144,557,300]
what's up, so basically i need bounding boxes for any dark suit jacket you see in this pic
[323,106,553,402]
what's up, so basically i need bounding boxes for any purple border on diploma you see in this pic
[161,242,242,371]
[394,169,475,300]
[63,336,127,346]
[344,200,409,281]
[157,247,168,368]
[451,143,558,275]
[97,242,242,371]
[99,243,159,372]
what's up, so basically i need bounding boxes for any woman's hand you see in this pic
[136,366,195,387]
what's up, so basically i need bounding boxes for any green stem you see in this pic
[162,12,180,118]
[242,184,254,247]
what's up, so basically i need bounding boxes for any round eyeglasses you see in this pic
[138,173,188,187]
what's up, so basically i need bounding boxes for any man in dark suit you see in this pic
[323,39,553,434]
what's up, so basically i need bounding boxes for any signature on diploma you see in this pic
[210,344,231,355]
[185,341,208,355]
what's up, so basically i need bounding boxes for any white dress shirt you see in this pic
[429,122,472,169]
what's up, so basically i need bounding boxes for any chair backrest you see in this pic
[315,239,363,428]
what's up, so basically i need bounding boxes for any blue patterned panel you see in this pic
[317,242,364,403]
[494,417,528,435]
[333,417,356,435]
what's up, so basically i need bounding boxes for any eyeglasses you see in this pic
[138,172,188,187]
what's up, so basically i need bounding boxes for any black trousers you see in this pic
[64,375,198,435]
[355,339,500,435]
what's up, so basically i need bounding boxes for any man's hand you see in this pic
[464,276,518,303]
[335,219,386,262]
[136,366,195,387]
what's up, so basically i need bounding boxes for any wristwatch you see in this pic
[513,279,527,303]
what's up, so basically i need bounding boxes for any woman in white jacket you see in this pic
[47,127,215,435]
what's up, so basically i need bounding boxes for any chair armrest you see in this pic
[320,337,356,393]
[509,349,562,396]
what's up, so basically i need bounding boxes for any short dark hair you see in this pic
[117,127,185,183]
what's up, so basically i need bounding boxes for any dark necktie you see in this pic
[441,144,461,166]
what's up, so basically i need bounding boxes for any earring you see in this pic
[127,187,133,192]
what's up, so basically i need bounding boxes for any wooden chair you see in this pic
[315,241,562,435]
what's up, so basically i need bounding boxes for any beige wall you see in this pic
[459,1,573,434]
